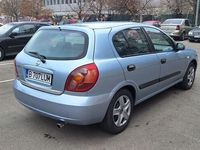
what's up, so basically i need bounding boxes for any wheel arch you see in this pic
[190,59,197,70]
[120,85,136,105]
[0,46,5,60]
[109,82,138,106]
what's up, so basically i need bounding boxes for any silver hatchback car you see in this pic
[13,22,198,134]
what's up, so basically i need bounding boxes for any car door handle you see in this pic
[161,58,167,64]
[127,64,136,72]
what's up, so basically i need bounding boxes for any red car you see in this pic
[143,20,161,28]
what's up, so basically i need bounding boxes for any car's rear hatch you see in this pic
[161,19,183,34]
[16,26,95,95]
[161,24,179,34]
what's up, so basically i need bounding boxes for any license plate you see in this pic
[27,70,52,85]
[194,35,200,38]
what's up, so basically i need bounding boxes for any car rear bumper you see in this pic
[13,80,110,125]
[162,30,181,37]
[169,32,181,37]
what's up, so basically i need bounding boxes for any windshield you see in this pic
[163,19,183,25]
[25,29,89,60]
[0,24,14,35]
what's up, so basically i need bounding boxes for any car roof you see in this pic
[8,21,49,25]
[40,22,160,33]
[61,22,143,29]
[143,20,160,23]
[165,18,187,21]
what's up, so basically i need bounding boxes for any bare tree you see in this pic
[90,0,109,19]
[20,0,32,17]
[68,0,93,19]
[0,0,21,21]
[20,0,52,20]
[186,0,196,15]
[109,0,152,16]
[161,0,194,15]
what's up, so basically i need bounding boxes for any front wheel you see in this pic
[101,89,133,134]
[0,48,5,61]
[179,63,196,90]
[189,39,194,42]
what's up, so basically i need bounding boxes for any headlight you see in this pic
[188,31,193,36]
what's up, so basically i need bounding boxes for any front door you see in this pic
[143,27,187,89]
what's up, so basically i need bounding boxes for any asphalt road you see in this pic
[0,41,200,150]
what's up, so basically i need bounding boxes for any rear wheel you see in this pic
[0,47,5,61]
[101,89,133,134]
[179,63,196,90]
[180,32,185,41]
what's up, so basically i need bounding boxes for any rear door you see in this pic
[7,24,36,54]
[111,27,160,101]
[143,27,187,89]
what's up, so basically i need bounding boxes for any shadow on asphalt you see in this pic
[2,55,16,61]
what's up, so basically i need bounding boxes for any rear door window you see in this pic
[12,24,36,35]
[25,29,88,60]
[113,28,151,57]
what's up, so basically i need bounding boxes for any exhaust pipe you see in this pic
[56,121,65,128]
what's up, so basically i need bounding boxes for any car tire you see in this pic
[101,89,133,134]
[0,47,5,61]
[189,39,194,42]
[179,63,196,90]
[180,33,185,41]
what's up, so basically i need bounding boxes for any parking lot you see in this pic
[0,40,199,150]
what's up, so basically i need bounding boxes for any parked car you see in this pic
[143,20,161,28]
[188,26,200,42]
[0,22,50,61]
[161,18,192,40]
[13,22,198,134]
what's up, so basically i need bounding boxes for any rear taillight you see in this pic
[176,25,180,30]
[65,63,99,92]
[14,59,19,78]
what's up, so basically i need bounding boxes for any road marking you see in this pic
[0,62,13,66]
[0,79,14,84]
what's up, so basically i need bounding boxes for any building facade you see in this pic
[43,0,88,15]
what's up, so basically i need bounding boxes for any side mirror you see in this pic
[9,32,18,38]
[176,43,185,51]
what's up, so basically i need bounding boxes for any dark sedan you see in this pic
[188,26,200,42]
[0,22,50,61]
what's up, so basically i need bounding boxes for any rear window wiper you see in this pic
[28,51,46,63]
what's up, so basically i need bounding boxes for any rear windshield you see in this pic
[163,19,183,25]
[25,29,88,60]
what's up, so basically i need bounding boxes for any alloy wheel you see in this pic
[113,95,131,127]
[187,67,195,87]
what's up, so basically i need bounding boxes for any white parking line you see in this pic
[0,79,14,84]
[0,62,13,66]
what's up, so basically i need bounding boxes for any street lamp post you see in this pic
[195,0,200,26]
